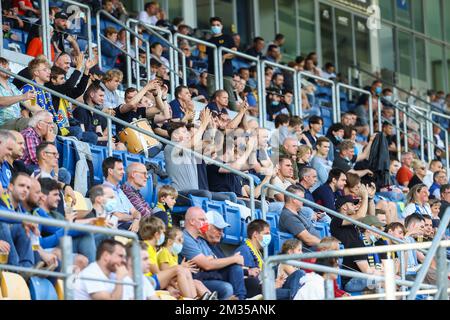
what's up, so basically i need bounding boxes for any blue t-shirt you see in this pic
[235,243,259,269]
[180,229,215,261]
[169,99,185,120]
[0,160,12,189]
[313,183,341,212]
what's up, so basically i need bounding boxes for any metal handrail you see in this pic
[127,18,188,94]
[298,72,336,122]
[336,83,375,135]
[174,33,220,91]
[261,60,299,128]
[61,0,93,59]
[0,209,142,300]
[96,10,151,89]
[40,0,51,60]
[0,66,257,215]
[428,111,450,174]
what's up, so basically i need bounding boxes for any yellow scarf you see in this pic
[245,239,263,270]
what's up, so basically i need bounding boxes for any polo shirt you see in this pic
[73,105,107,133]
[206,102,229,116]
[180,229,215,261]
[332,154,354,173]
[279,207,320,251]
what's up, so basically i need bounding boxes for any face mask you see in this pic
[375,87,382,95]
[171,242,183,255]
[211,26,222,35]
[259,234,272,248]
[383,95,392,102]
[369,234,378,243]
[157,233,165,246]
[272,101,280,106]
[104,198,117,213]
[335,136,343,142]
[199,222,209,234]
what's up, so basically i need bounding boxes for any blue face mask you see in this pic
[171,242,183,255]
[211,26,222,35]
[104,198,117,213]
[272,101,280,106]
[335,136,343,142]
[259,234,272,248]
[369,234,378,243]
[375,87,382,95]
[157,233,165,246]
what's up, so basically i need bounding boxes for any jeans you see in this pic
[219,264,247,300]
[203,280,234,300]
[94,233,112,248]
[0,223,35,267]
[72,233,96,263]
[277,269,306,300]
[344,277,376,292]
[67,126,99,145]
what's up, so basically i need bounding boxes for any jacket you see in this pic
[368,132,391,188]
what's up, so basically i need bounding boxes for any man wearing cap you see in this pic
[202,210,248,300]
[51,12,81,56]
[330,195,383,292]
[180,207,243,300]
[279,184,321,250]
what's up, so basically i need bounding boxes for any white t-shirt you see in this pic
[122,275,156,300]
[401,202,432,220]
[293,273,325,300]
[74,262,117,300]
[138,11,158,25]
[268,176,292,200]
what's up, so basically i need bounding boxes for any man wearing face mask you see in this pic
[180,207,243,300]
[206,17,237,111]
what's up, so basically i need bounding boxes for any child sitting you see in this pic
[157,227,214,299]
[153,185,177,228]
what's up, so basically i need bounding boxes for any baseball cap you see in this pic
[358,215,386,228]
[335,195,360,211]
[206,211,230,229]
[55,12,69,20]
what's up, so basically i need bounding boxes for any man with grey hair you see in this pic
[0,129,15,190]
[20,111,56,167]
[121,162,153,218]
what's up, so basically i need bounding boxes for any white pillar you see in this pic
[368,0,381,73]
[183,0,197,28]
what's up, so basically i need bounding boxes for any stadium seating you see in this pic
[90,145,108,185]
[28,277,58,300]
[0,271,31,300]
[222,206,241,245]
[188,195,209,210]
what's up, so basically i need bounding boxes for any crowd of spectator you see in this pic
[0,0,449,301]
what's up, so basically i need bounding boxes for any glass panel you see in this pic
[398,31,412,77]
[278,0,297,59]
[415,37,426,81]
[445,1,450,43]
[424,0,442,40]
[447,49,450,92]
[197,0,211,30]
[335,9,352,73]
[298,0,316,56]
[259,0,276,46]
[379,0,393,21]
[168,0,183,20]
[354,16,370,69]
[378,24,395,72]
[411,0,424,33]
[319,3,334,68]
[427,41,444,91]
[214,0,234,33]
[396,0,411,28]
[236,0,252,47]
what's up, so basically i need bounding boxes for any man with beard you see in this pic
[51,12,80,56]
[74,239,128,300]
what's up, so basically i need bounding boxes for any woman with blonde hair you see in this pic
[401,183,431,220]
[297,144,313,172]
[408,159,427,189]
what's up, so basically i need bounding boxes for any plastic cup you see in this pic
[95,216,107,227]
[30,233,40,251]
[0,252,9,264]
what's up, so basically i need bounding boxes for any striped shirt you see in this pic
[20,127,42,165]
[121,182,152,218]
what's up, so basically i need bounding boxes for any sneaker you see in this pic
[208,291,218,300]
[246,294,263,300]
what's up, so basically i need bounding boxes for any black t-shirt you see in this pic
[197,161,209,190]
[207,34,235,77]
[407,175,423,189]
[206,164,243,196]
[332,154,354,172]
[330,216,368,286]
[51,28,69,53]
[113,105,147,133]
[73,106,107,133]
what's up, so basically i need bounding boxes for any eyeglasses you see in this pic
[40,120,54,126]
[134,171,148,176]
[44,151,59,158]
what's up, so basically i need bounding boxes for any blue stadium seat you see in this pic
[90,145,107,185]
[266,213,279,230]
[205,201,225,216]
[56,138,76,179]
[189,195,208,210]
[28,277,58,300]
[269,231,293,256]
[240,219,248,242]
[313,222,331,238]
[123,153,142,167]
[222,206,241,245]
[139,173,154,206]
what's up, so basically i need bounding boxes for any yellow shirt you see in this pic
[144,240,158,277]
[157,247,178,269]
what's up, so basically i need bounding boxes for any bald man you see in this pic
[180,207,244,300]
[121,162,153,218]
[279,137,299,180]
[6,130,33,174]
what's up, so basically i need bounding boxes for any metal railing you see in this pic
[0,209,142,300]
[173,33,220,91]
[127,18,187,96]
[260,60,299,127]
[428,111,450,174]
[0,66,257,216]
[298,72,337,122]
[96,10,151,89]
[336,83,375,135]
